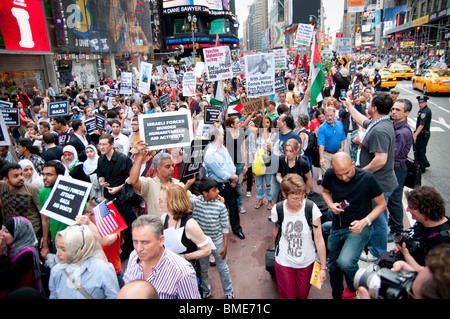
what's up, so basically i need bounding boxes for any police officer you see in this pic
[413,95,432,173]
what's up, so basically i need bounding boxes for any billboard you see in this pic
[290,0,320,25]
[60,0,155,54]
[162,0,230,10]
[0,0,50,52]
[383,5,407,36]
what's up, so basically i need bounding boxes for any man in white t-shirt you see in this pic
[110,119,130,156]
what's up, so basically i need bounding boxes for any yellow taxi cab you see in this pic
[367,68,398,89]
[389,63,414,79]
[412,68,450,94]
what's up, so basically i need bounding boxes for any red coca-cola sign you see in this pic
[0,0,50,52]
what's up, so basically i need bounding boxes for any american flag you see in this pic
[93,200,127,238]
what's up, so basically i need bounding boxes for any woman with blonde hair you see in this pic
[160,184,211,261]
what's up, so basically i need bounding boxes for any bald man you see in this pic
[321,152,386,299]
[116,280,159,299]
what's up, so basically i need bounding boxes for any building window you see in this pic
[173,19,193,34]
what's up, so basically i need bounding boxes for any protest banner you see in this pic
[273,49,287,70]
[159,93,170,111]
[194,62,204,78]
[120,72,133,95]
[182,71,196,96]
[167,67,178,89]
[295,23,315,46]
[0,112,10,147]
[0,108,20,127]
[244,53,275,98]
[203,46,233,82]
[204,105,221,124]
[178,139,209,183]
[138,111,193,151]
[47,100,70,117]
[40,175,92,226]
[138,62,153,94]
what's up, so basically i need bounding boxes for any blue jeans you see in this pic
[369,191,392,258]
[387,165,408,234]
[235,163,244,208]
[328,226,372,299]
[255,174,272,201]
[198,241,233,296]
[270,173,280,203]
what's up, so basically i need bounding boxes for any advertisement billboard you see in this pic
[383,5,407,36]
[162,0,230,10]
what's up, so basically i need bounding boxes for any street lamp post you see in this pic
[188,13,197,60]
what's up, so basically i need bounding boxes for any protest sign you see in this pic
[295,23,315,46]
[179,139,209,183]
[167,67,178,89]
[159,93,170,111]
[0,108,19,127]
[95,113,106,130]
[84,117,96,135]
[204,106,221,124]
[138,111,193,150]
[47,100,70,117]
[336,38,353,55]
[244,53,275,98]
[240,96,268,114]
[203,46,233,82]
[274,76,287,92]
[0,112,10,147]
[138,62,153,94]
[194,62,204,78]
[273,49,287,70]
[40,175,92,226]
[0,100,13,108]
[182,71,196,97]
[106,89,118,98]
[120,72,133,95]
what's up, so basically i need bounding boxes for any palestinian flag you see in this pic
[309,33,325,107]
[229,98,243,113]
[210,98,222,106]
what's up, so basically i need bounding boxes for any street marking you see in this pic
[396,85,450,115]
[407,118,445,132]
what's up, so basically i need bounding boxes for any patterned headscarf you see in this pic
[57,224,107,267]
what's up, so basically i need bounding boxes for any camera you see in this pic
[354,268,417,299]
[394,228,421,256]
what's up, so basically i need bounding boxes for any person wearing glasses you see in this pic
[269,174,327,299]
[38,160,67,260]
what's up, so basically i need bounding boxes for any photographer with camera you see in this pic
[392,185,450,270]
[357,243,450,299]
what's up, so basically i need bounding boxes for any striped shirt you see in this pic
[190,195,229,244]
[123,247,200,299]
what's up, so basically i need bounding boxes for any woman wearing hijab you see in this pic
[61,145,89,182]
[48,224,119,299]
[19,159,44,189]
[83,145,103,198]
[0,216,44,298]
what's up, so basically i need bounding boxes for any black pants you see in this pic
[414,132,430,172]
[218,182,242,234]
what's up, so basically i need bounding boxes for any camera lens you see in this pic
[354,268,381,299]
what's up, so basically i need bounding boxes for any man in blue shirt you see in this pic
[204,127,244,239]
[318,107,346,178]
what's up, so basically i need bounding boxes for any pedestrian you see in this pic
[387,99,413,241]
[204,127,245,240]
[342,91,397,261]
[17,138,45,175]
[413,95,431,173]
[49,224,119,299]
[270,174,327,299]
[0,216,44,298]
[321,152,386,299]
[123,215,201,299]
[191,177,235,299]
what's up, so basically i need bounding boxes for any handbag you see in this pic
[253,149,266,176]
[404,157,421,189]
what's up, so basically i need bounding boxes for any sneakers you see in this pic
[360,251,378,262]
[239,206,246,214]
[202,291,211,299]
[246,191,251,197]
[226,293,235,299]
[342,287,358,299]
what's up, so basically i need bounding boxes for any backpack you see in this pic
[274,198,317,250]
[299,128,318,158]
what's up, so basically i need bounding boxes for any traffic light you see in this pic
[416,26,421,32]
